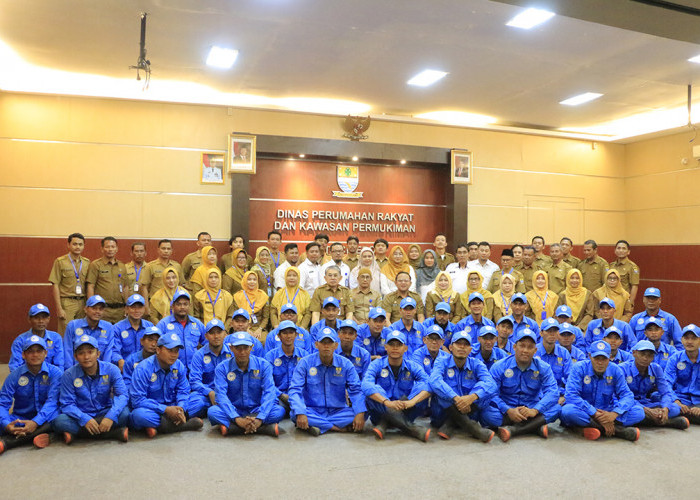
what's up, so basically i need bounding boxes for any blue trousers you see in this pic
[130,408,168,429]
[481,402,561,428]
[560,403,645,427]
[186,393,213,419]
[431,402,489,428]
[54,408,130,434]
[207,404,285,427]
[291,406,357,434]
[0,414,55,435]
[365,398,428,425]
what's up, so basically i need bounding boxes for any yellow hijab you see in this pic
[271,266,310,315]
[224,248,248,286]
[234,270,268,314]
[527,270,556,324]
[254,246,273,276]
[492,273,515,313]
[197,267,232,324]
[460,270,490,310]
[596,269,630,318]
[431,271,457,303]
[190,245,218,288]
[150,266,185,319]
[382,245,412,281]
[564,268,587,320]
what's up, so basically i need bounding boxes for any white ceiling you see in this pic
[2,0,700,142]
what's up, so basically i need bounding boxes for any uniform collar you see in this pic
[19,361,50,376]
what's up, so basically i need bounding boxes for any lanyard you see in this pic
[69,257,83,281]
[501,292,510,314]
[439,293,450,304]
[206,290,221,310]
[243,291,256,312]
[256,264,271,285]
[285,288,299,304]
[135,264,143,281]
[538,291,548,320]
[271,252,280,267]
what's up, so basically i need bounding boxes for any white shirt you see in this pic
[298,259,323,296]
[273,260,299,290]
[467,259,500,289]
[381,266,417,294]
[320,260,351,288]
[445,262,471,294]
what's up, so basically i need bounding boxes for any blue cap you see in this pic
[232,308,250,320]
[425,324,445,339]
[555,305,572,318]
[385,330,407,344]
[368,307,387,319]
[511,293,527,303]
[558,322,575,335]
[497,315,514,326]
[338,319,359,332]
[450,330,472,344]
[644,317,664,329]
[400,297,417,309]
[205,319,226,333]
[229,331,254,347]
[322,297,340,308]
[28,303,50,317]
[644,287,661,298]
[541,318,560,331]
[599,298,616,309]
[590,340,611,358]
[515,329,537,343]
[632,340,656,352]
[280,302,297,314]
[435,302,451,313]
[278,320,297,332]
[74,334,99,351]
[468,292,484,303]
[478,325,497,337]
[682,324,700,337]
[23,335,47,351]
[86,295,106,307]
[604,326,623,338]
[317,327,339,342]
[171,289,191,304]
[126,294,146,306]
[158,333,185,349]
[141,326,162,338]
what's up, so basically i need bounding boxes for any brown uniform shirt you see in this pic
[48,254,90,297]
[381,290,424,324]
[125,261,147,295]
[86,257,128,304]
[519,264,541,293]
[577,256,609,292]
[545,260,572,295]
[435,252,456,271]
[563,254,581,268]
[309,284,355,317]
[268,250,286,270]
[350,288,382,323]
[181,250,202,283]
[487,269,526,294]
[609,258,640,294]
[343,254,359,271]
[219,251,254,273]
[535,254,553,268]
[142,259,184,295]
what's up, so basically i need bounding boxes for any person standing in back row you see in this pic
[49,233,90,334]
[85,237,128,324]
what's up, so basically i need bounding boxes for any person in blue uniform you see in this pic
[336,320,371,380]
[561,340,644,441]
[54,334,129,443]
[129,332,203,438]
[224,309,264,358]
[485,329,559,441]
[602,326,633,365]
[495,316,515,354]
[630,287,682,345]
[9,303,63,371]
[411,324,450,375]
[309,297,341,340]
[455,293,495,344]
[357,307,391,359]
[389,297,426,354]
[620,340,689,430]
[265,320,309,414]
[422,302,458,345]
[429,330,496,442]
[264,303,313,353]
[535,318,572,402]
[0,336,60,454]
[288,328,366,436]
[509,293,540,337]
[156,289,206,372]
[664,324,700,424]
[554,305,586,350]
[584,298,635,353]
[558,323,587,363]
[186,319,233,418]
[362,331,431,442]
[642,317,677,370]
[63,295,115,369]
[111,294,154,370]
[207,332,284,437]
[472,325,508,370]
[123,326,161,387]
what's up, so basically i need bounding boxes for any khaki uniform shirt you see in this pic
[435,252,455,271]
[488,269,526,294]
[343,254,359,271]
[519,264,541,292]
[125,261,147,295]
[48,254,90,298]
[545,260,572,295]
[181,250,202,283]
[268,250,286,270]
[381,290,424,323]
[609,258,640,294]
[142,259,184,295]
[309,284,355,317]
[563,254,581,268]
[535,254,553,268]
[220,252,254,273]
[351,288,382,323]
[86,257,128,304]
[577,256,609,292]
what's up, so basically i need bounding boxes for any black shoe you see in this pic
[664,416,690,430]
[437,421,454,440]
[372,418,388,440]
[613,425,640,442]
[257,423,279,437]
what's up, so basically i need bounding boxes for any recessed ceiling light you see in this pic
[506,8,555,29]
[400,159,406,165]
[407,69,448,87]
[299,154,305,158]
[206,46,238,69]
[352,156,359,161]
[688,54,700,64]
[560,92,603,106]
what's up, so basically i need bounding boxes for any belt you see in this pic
[63,296,84,300]
[105,303,125,308]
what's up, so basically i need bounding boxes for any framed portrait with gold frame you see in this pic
[451,150,472,185]
[200,152,225,185]
[228,133,256,174]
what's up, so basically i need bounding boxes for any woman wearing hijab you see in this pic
[193,267,235,328]
[189,246,218,295]
[456,270,495,321]
[381,245,417,293]
[492,274,516,322]
[556,268,595,330]
[349,247,391,294]
[525,270,558,325]
[222,248,248,296]
[415,250,440,301]
[149,265,187,323]
[424,271,459,320]
[233,271,270,340]
[407,244,422,270]
[253,246,274,299]
[270,266,311,328]
[592,269,634,322]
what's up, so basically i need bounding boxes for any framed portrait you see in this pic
[451,150,472,185]
[200,152,225,185]
[228,133,257,174]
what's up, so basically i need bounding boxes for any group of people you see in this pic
[1,230,698,454]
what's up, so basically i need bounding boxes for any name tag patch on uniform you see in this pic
[504,368,514,378]
[100,330,107,338]
[227,372,236,381]
[274,358,282,367]
[583,375,591,385]
[18,376,29,386]
[101,375,109,384]
[380,368,389,378]
[121,331,129,339]
[150,373,158,382]
[606,376,613,384]
[203,356,211,365]
[335,367,343,376]
[74,378,83,388]
[532,371,540,380]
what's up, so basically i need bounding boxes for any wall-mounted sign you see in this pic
[332,166,363,199]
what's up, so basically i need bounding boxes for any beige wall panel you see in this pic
[583,211,626,244]
[467,205,528,244]
[140,193,231,240]
[626,206,700,245]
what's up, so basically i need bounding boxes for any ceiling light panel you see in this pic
[206,46,238,69]
[407,69,448,87]
[506,8,555,29]
[560,92,603,106]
